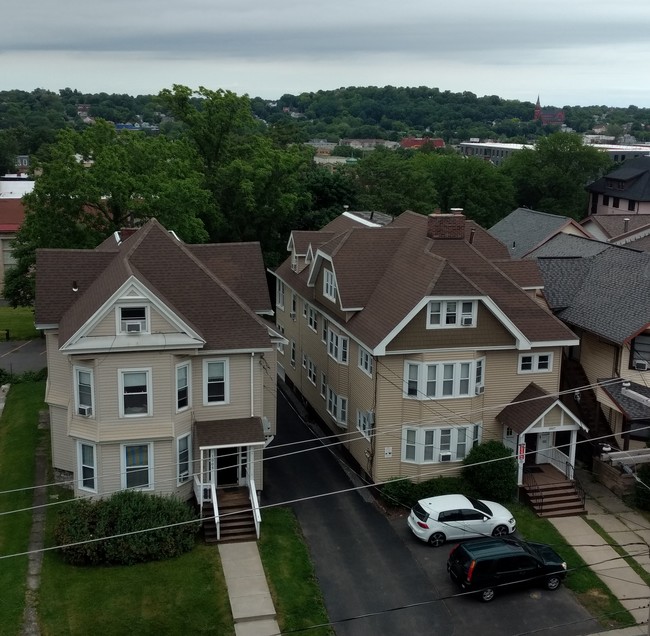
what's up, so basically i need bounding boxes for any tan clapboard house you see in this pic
[35,220,282,540]
[273,210,586,490]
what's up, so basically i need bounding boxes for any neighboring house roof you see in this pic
[536,244,650,344]
[491,259,544,289]
[489,208,591,258]
[276,211,576,351]
[496,383,556,434]
[586,157,650,201]
[35,219,273,351]
[195,417,266,447]
[526,233,615,259]
[580,214,650,244]
[0,198,26,232]
[600,380,650,421]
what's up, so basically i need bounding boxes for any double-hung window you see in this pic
[290,341,296,367]
[75,366,94,417]
[518,352,553,373]
[277,323,285,354]
[357,410,373,439]
[307,358,317,385]
[120,369,151,417]
[323,269,337,301]
[176,362,190,411]
[327,329,348,364]
[326,387,347,427]
[119,306,148,334]
[276,280,285,309]
[320,372,327,398]
[77,441,96,492]
[307,306,318,331]
[427,300,476,328]
[122,443,153,490]
[204,359,229,404]
[401,424,481,463]
[177,433,191,484]
[405,359,483,399]
[358,346,373,376]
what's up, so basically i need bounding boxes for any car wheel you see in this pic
[428,532,446,547]
[479,588,495,602]
[546,576,562,591]
[492,525,509,537]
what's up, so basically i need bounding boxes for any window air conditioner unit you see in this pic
[461,315,473,326]
[126,322,142,334]
[289,311,296,321]
[475,385,485,395]
[633,359,648,371]
[439,452,452,462]
[78,405,92,417]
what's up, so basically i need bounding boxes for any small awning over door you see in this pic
[194,417,266,449]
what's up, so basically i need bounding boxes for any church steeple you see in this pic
[534,95,542,121]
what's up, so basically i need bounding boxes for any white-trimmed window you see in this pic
[326,387,347,427]
[518,352,553,373]
[427,300,476,328]
[122,443,153,490]
[291,293,297,315]
[74,366,94,417]
[203,359,229,405]
[324,269,337,301]
[77,441,96,492]
[290,341,296,367]
[119,306,148,334]
[176,362,190,411]
[358,347,373,377]
[404,359,484,399]
[401,424,481,463]
[177,433,191,484]
[328,329,349,364]
[307,306,318,332]
[302,352,307,369]
[119,368,152,417]
[357,410,373,439]
[320,372,327,398]
[321,318,328,343]
[303,300,308,319]
[276,280,285,309]
[277,323,285,354]
[307,359,317,384]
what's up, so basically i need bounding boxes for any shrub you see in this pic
[635,463,650,510]
[414,476,478,501]
[54,490,200,566]
[462,441,517,503]
[380,478,417,509]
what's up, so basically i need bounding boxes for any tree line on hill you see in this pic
[3,85,614,308]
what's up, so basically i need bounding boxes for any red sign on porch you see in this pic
[517,443,526,464]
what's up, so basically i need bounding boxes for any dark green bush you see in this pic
[381,476,481,509]
[462,441,517,503]
[635,463,650,510]
[54,490,200,566]
[380,477,416,509]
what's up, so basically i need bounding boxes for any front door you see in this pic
[524,433,537,465]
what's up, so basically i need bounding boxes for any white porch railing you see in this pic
[194,475,221,541]
[193,475,203,514]
[211,482,220,541]
[546,447,572,478]
[248,478,261,539]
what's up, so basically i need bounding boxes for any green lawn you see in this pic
[511,502,636,629]
[0,306,39,340]
[0,381,46,636]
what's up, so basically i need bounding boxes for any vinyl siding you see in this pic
[45,333,70,407]
[89,305,178,338]
[313,264,347,322]
[50,405,73,472]
[580,332,618,384]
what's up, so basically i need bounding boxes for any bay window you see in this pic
[401,424,481,463]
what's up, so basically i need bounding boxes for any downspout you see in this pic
[250,352,255,417]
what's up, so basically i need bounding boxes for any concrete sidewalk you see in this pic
[550,468,650,635]
[218,542,280,636]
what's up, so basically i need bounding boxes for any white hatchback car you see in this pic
[407,494,516,547]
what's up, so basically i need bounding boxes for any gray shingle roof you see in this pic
[527,233,614,258]
[587,157,650,201]
[536,245,650,343]
[582,214,650,241]
[489,208,579,258]
[600,380,650,420]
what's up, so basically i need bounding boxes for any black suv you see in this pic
[447,537,567,602]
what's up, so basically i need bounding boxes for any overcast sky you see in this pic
[4,0,650,108]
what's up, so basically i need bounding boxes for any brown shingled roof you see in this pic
[496,383,555,434]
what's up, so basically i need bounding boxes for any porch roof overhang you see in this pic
[195,417,266,450]
[600,378,650,421]
[497,382,588,436]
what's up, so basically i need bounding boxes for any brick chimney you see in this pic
[427,210,466,240]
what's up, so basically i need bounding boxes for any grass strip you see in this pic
[0,381,46,636]
[511,502,636,630]
[259,507,333,635]
[0,307,40,340]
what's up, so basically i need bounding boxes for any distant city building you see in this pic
[339,139,400,151]
[400,137,445,150]
[534,96,565,126]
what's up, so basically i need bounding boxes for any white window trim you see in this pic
[175,361,191,413]
[320,372,327,398]
[290,341,296,368]
[323,269,337,301]
[118,367,153,417]
[326,387,348,427]
[77,440,97,493]
[121,442,154,491]
[401,424,481,464]
[307,358,317,385]
[357,410,373,440]
[202,358,230,405]
[307,306,318,332]
[404,359,482,400]
[518,352,553,374]
[426,300,477,329]
[327,328,349,365]
[358,346,373,377]
[74,365,95,417]
[177,433,192,485]
[116,304,150,335]
[277,323,285,354]
[276,280,285,309]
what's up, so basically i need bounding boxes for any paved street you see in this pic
[263,389,601,636]
[0,339,46,374]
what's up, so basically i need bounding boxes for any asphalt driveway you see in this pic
[0,339,46,374]
[264,388,601,636]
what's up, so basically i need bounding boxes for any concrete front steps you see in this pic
[524,481,587,518]
[202,490,257,544]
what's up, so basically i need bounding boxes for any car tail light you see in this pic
[416,520,429,529]
[466,560,476,583]
[449,544,459,558]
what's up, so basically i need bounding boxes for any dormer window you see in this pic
[120,306,148,334]
[323,269,337,301]
[427,300,476,329]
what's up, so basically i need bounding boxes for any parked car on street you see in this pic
[407,494,516,546]
[447,537,567,602]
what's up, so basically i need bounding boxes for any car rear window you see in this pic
[467,496,491,516]
[412,502,428,522]
[452,545,474,569]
